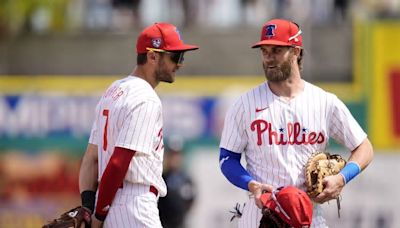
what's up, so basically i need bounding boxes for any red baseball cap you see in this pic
[260,186,313,228]
[252,19,302,48]
[136,22,199,54]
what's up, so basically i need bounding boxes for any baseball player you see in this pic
[219,18,374,228]
[78,22,198,228]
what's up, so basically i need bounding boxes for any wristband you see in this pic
[81,190,96,213]
[95,213,107,222]
[339,161,361,184]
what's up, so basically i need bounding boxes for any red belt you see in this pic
[150,185,158,196]
[118,184,158,196]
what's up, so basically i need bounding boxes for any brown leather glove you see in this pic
[42,206,91,228]
[305,152,346,198]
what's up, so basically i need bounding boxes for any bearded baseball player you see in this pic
[219,19,374,227]
[78,22,198,228]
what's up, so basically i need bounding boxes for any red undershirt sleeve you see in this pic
[94,146,136,221]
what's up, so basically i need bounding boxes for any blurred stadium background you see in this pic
[1,0,400,227]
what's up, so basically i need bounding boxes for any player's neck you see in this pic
[268,74,304,100]
[131,66,159,89]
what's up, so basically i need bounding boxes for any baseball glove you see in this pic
[42,206,91,228]
[259,207,290,228]
[305,152,346,198]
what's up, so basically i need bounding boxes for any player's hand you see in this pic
[91,215,104,228]
[313,174,345,204]
[248,180,273,208]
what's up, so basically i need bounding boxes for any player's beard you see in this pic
[263,58,292,82]
[155,57,175,83]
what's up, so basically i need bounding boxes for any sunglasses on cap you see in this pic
[288,22,302,43]
[146,47,185,64]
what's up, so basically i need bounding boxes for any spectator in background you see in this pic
[179,0,197,28]
[111,0,141,30]
[158,141,196,228]
[86,0,112,30]
[164,0,197,28]
[239,0,270,27]
[274,0,290,18]
[333,0,350,22]
[374,0,400,19]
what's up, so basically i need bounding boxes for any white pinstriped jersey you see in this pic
[220,81,367,227]
[89,75,167,197]
[220,80,366,189]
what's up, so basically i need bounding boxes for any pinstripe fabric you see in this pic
[220,80,366,227]
[104,183,162,228]
[89,75,166,227]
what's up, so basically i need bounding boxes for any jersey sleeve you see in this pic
[88,102,100,145]
[219,96,248,153]
[328,95,367,151]
[115,100,161,155]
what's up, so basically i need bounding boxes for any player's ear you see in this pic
[291,47,301,64]
[292,47,301,57]
[147,51,158,64]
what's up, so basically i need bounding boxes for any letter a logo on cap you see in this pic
[265,24,277,38]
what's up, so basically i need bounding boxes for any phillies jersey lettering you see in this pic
[89,75,167,197]
[220,81,366,189]
[250,120,325,145]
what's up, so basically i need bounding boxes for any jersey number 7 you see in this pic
[102,109,109,151]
